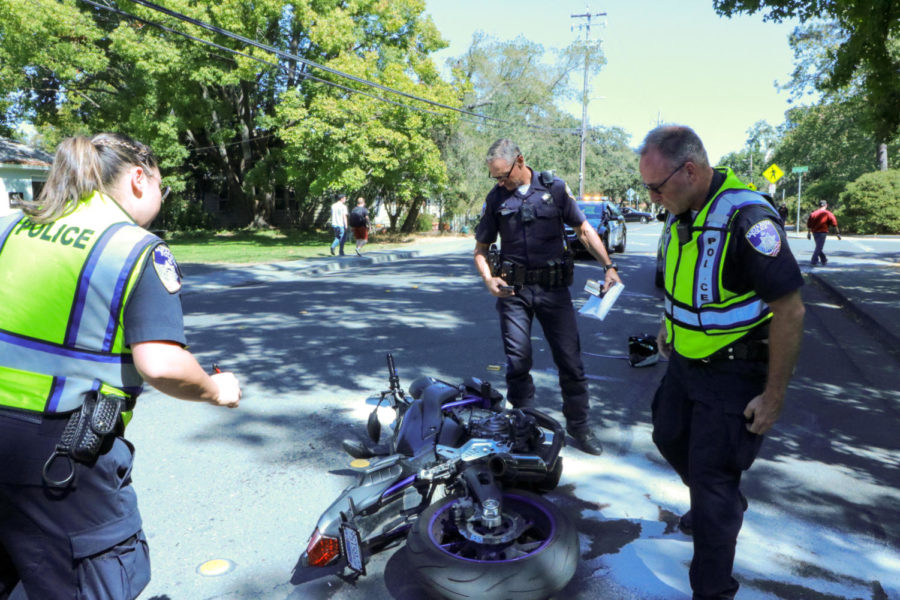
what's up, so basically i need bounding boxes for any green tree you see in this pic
[772,98,900,203]
[440,33,639,217]
[838,169,900,233]
[718,120,780,191]
[713,0,900,169]
[0,0,458,229]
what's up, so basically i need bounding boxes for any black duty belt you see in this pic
[523,267,568,287]
[497,256,574,289]
[696,340,769,364]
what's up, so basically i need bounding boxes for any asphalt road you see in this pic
[126,224,899,600]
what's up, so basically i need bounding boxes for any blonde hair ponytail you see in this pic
[24,133,159,223]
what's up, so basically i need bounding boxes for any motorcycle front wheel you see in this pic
[406,490,578,600]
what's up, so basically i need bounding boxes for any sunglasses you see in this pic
[642,162,686,194]
[488,156,519,182]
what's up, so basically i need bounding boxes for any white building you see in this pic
[0,137,53,217]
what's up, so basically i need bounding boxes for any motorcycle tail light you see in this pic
[306,528,341,566]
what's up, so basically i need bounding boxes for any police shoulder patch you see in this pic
[152,244,182,293]
[745,219,782,257]
[564,183,576,202]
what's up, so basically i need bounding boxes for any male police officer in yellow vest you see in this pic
[639,126,805,600]
[0,134,240,600]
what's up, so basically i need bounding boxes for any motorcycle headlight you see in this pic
[306,528,341,566]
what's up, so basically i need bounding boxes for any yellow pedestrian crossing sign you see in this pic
[763,164,784,184]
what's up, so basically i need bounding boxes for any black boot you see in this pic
[565,426,603,456]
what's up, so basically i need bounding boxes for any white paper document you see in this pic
[579,281,624,321]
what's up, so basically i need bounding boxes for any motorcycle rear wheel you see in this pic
[406,490,578,600]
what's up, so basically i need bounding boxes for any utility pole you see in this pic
[571,6,605,201]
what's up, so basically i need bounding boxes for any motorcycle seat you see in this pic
[396,382,457,457]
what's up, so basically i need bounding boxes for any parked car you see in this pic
[621,206,654,223]
[565,201,627,256]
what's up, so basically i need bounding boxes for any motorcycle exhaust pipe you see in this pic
[488,454,517,479]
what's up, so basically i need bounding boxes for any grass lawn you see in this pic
[163,229,418,264]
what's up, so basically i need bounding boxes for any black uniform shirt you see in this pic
[475,169,585,266]
[123,243,187,347]
[725,203,804,303]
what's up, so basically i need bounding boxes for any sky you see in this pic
[422,0,807,165]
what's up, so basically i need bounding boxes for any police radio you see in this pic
[487,244,502,277]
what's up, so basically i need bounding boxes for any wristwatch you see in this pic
[603,262,618,272]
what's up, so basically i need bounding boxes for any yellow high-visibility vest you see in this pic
[662,168,775,359]
[0,192,159,413]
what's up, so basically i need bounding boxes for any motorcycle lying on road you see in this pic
[293,354,579,600]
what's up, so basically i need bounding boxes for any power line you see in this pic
[120,0,579,135]
[77,0,454,120]
[75,0,578,153]
[77,0,577,136]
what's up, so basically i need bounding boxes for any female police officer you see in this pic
[0,133,241,599]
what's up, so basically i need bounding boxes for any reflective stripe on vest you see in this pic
[663,168,774,358]
[0,193,157,413]
[67,223,156,351]
[664,296,768,330]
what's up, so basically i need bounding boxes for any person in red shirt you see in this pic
[806,200,841,266]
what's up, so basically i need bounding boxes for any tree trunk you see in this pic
[401,197,424,233]
[878,142,889,171]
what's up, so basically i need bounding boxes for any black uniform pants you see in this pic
[0,411,150,600]
[651,354,765,600]
[496,284,590,429]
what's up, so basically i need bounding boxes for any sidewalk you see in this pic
[178,235,474,294]
[179,248,421,293]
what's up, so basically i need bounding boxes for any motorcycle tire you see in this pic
[406,490,578,600]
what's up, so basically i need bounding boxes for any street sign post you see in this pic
[792,166,808,231]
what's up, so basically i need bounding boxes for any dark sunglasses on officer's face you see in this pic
[642,162,686,194]
[488,156,519,181]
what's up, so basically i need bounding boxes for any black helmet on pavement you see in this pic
[628,335,659,368]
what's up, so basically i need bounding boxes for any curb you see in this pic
[805,271,900,365]
[180,249,421,294]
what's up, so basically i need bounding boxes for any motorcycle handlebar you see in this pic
[520,407,565,464]
[386,353,401,392]
[386,353,396,377]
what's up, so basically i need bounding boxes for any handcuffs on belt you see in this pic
[42,392,130,488]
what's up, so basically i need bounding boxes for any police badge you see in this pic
[152,244,183,293]
[745,220,782,257]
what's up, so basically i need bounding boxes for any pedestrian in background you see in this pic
[777,202,789,225]
[473,138,621,456]
[348,197,370,256]
[806,199,841,266]
[330,194,348,256]
[639,125,805,600]
[0,133,241,600]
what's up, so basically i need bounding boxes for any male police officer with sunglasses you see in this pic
[474,139,621,455]
[640,125,805,600]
